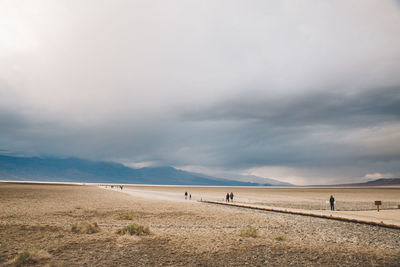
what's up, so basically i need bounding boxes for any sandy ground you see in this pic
[1,183,400,266]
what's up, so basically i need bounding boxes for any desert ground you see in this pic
[1,183,400,266]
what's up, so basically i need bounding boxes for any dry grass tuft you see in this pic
[71,221,100,234]
[274,233,289,241]
[117,224,150,236]
[10,249,51,266]
[115,214,133,220]
[240,227,258,238]
[12,251,34,266]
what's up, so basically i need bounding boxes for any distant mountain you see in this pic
[310,178,400,187]
[219,174,292,186]
[335,178,400,187]
[0,155,289,186]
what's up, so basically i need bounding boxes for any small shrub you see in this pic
[115,214,133,220]
[71,223,78,233]
[117,224,150,236]
[82,222,99,234]
[274,233,288,241]
[240,227,258,238]
[11,250,51,266]
[13,251,35,266]
[71,222,100,234]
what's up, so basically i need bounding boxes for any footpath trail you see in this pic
[100,186,222,203]
[202,200,400,229]
[100,186,400,229]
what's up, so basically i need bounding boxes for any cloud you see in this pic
[182,87,400,126]
[1,0,400,184]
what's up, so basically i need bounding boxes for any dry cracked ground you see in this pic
[0,184,399,266]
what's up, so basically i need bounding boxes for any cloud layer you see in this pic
[1,0,400,184]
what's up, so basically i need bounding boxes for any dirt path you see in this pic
[101,185,223,202]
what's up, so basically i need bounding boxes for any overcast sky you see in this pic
[1,0,400,185]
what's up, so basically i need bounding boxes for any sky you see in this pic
[1,0,400,185]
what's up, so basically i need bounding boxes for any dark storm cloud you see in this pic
[182,87,400,127]
[173,86,400,179]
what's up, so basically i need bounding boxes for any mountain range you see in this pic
[0,155,290,186]
[326,178,400,187]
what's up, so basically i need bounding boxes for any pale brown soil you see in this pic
[1,184,400,266]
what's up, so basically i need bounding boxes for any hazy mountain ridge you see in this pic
[220,174,293,186]
[334,178,400,187]
[0,155,289,186]
[308,178,400,187]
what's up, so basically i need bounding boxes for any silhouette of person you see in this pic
[230,192,234,202]
[329,195,335,211]
[189,194,192,200]
[226,193,230,202]
[185,191,188,200]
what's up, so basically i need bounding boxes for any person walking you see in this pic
[226,193,230,202]
[185,191,188,200]
[329,195,335,211]
[230,192,234,202]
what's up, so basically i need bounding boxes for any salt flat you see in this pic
[107,185,400,227]
[121,185,400,210]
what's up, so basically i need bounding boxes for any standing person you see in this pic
[230,192,234,202]
[185,191,188,200]
[189,194,192,200]
[226,193,230,202]
[329,195,335,211]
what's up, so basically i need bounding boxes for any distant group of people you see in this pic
[184,191,192,200]
[183,191,234,202]
[104,185,123,190]
[226,192,234,202]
